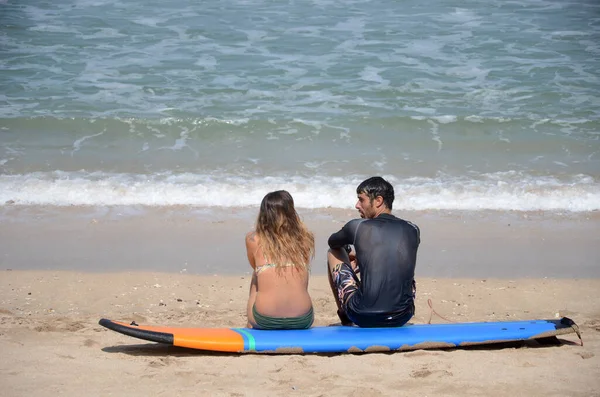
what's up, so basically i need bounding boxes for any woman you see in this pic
[245,190,314,329]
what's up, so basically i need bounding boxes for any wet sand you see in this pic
[1,206,599,277]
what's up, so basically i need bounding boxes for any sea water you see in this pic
[1,0,599,211]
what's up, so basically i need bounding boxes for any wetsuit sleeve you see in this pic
[328,219,363,249]
[408,221,421,245]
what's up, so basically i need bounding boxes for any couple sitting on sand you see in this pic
[245,176,420,329]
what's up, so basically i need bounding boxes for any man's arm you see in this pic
[407,221,421,246]
[327,227,348,249]
[328,219,363,249]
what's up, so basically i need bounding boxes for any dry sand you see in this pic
[1,207,599,396]
[0,272,599,396]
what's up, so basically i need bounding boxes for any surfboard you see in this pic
[99,317,580,354]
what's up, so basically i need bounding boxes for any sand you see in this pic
[1,206,599,277]
[1,206,599,396]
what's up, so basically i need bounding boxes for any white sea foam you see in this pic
[132,17,164,27]
[332,17,365,36]
[1,172,598,212]
[71,132,104,155]
[80,28,126,39]
[194,55,218,71]
[359,66,390,86]
[432,116,457,124]
[434,8,481,24]
[407,109,436,116]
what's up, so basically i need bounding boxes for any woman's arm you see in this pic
[245,231,257,270]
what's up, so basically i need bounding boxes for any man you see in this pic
[327,176,420,327]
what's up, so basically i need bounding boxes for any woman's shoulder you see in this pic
[245,230,260,246]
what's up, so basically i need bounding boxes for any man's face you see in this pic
[355,192,376,219]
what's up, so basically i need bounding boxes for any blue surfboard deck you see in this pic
[99,317,579,354]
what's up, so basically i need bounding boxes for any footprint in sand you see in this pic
[125,314,148,324]
[63,321,86,332]
[580,317,600,331]
[34,320,86,333]
[84,338,99,347]
[148,357,172,368]
[404,350,442,358]
[410,367,453,378]
[577,352,594,360]
[34,323,58,332]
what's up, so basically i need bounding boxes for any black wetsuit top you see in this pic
[328,213,420,327]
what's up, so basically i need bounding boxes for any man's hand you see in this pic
[346,245,359,273]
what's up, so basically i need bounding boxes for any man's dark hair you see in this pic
[356,176,394,209]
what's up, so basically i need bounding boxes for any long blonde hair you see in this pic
[255,190,314,271]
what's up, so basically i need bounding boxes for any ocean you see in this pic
[1,0,599,211]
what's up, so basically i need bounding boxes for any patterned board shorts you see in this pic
[331,262,359,308]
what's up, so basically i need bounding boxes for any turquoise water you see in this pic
[1,0,599,210]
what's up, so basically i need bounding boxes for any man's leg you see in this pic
[327,248,356,326]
